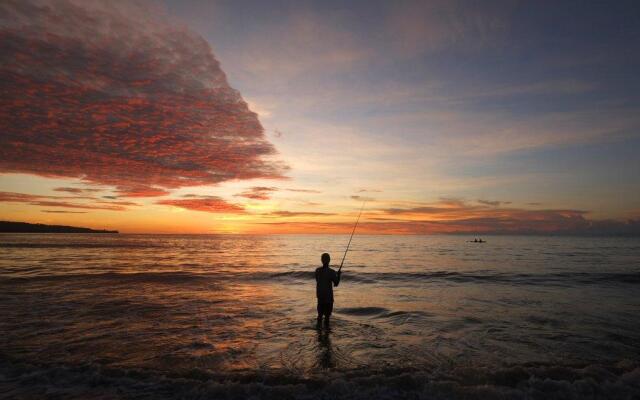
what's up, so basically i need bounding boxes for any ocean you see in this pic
[1,233,639,399]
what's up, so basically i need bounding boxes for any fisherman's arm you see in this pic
[333,270,341,287]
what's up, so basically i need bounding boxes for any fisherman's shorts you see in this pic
[317,301,333,317]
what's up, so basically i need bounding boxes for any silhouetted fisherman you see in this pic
[315,253,341,328]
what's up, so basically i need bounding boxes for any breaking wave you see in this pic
[3,269,639,287]
[1,356,638,400]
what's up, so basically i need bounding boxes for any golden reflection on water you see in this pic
[316,329,334,370]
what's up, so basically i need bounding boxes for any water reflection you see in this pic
[1,234,639,380]
[316,328,334,370]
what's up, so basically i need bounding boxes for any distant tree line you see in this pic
[0,221,118,233]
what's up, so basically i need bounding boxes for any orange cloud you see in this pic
[265,211,336,217]
[41,210,87,214]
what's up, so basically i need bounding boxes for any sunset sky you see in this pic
[1,0,639,234]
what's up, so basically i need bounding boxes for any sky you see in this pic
[0,0,639,234]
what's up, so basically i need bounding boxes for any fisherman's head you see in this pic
[321,253,330,267]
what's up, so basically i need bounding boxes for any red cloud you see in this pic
[235,186,279,200]
[54,187,104,194]
[0,1,287,198]
[0,191,129,211]
[156,196,244,213]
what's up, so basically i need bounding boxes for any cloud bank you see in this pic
[256,199,640,236]
[0,0,286,197]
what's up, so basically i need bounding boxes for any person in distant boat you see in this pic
[315,253,341,328]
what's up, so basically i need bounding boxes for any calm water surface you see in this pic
[1,234,639,399]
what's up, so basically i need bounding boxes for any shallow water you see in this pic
[1,234,639,399]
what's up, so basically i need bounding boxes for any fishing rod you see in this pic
[338,202,366,273]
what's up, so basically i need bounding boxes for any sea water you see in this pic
[1,234,639,399]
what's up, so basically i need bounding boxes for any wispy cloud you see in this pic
[254,198,640,236]
[41,210,87,214]
[54,187,104,194]
[235,186,278,200]
[265,210,336,218]
[285,188,322,194]
[366,198,636,234]
[384,0,513,56]
[350,195,375,202]
[226,8,371,81]
[0,191,130,211]
[255,217,640,236]
[477,199,511,207]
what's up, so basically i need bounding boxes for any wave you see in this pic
[338,306,390,316]
[335,307,433,325]
[1,355,638,400]
[256,270,640,286]
[0,271,212,284]
[2,269,639,286]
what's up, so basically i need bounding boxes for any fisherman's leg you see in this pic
[316,302,323,327]
[324,302,333,328]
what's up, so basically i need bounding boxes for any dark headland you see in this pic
[0,221,118,234]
